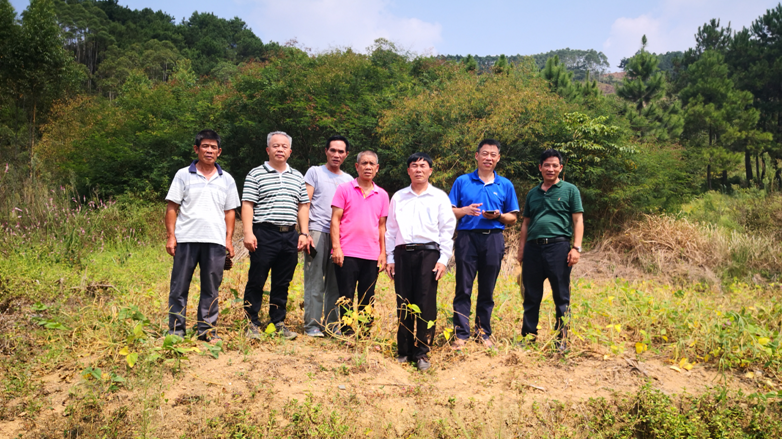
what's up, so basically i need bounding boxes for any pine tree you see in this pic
[680,50,770,189]
[462,54,478,72]
[540,55,576,99]
[617,35,665,112]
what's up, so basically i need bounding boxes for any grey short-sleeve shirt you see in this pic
[304,165,354,233]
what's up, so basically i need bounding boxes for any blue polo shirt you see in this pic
[449,170,520,231]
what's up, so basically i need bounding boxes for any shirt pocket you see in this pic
[210,184,228,208]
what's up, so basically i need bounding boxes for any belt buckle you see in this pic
[405,244,416,252]
[482,230,491,235]
[542,238,549,244]
[280,226,290,232]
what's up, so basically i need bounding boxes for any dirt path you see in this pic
[3,335,759,438]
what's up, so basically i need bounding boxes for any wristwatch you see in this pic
[573,246,582,253]
[300,233,310,238]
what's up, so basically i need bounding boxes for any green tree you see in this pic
[617,35,683,141]
[617,35,665,111]
[540,55,576,99]
[461,54,478,72]
[679,50,769,190]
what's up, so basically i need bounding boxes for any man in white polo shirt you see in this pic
[165,129,241,342]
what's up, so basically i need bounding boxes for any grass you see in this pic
[2,175,782,437]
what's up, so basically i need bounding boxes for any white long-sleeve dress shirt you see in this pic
[385,183,457,266]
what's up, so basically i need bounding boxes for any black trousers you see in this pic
[243,225,298,326]
[453,230,504,340]
[169,242,226,336]
[334,256,378,331]
[521,240,572,339]
[394,247,439,360]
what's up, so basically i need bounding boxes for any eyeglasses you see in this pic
[479,151,499,158]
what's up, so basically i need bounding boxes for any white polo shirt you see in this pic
[165,161,241,246]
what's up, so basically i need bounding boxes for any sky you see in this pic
[9,0,781,70]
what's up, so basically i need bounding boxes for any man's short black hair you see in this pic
[540,148,564,165]
[195,129,221,149]
[477,139,501,153]
[325,135,351,153]
[406,152,433,168]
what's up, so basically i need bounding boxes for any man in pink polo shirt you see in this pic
[330,150,390,337]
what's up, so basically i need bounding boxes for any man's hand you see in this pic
[462,203,483,216]
[332,247,344,267]
[297,235,315,254]
[377,253,387,272]
[517,248,524,263]
[166,236,177,256]
[385,263,395,280]
[244,232,257,252]
[226,240,235,258]
[433,262,447,280]
[567,248,581,267]
[481,210,501,220]
[298,234,312,252]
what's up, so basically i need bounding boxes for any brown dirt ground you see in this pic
[0,224,768,437]
[2,336,761,438]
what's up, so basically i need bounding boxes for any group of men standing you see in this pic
[164,129,583,371]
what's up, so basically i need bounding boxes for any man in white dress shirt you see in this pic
[385,152,456,371]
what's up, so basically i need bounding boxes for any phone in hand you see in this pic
[486,210,500,215]
[308,246,318,257]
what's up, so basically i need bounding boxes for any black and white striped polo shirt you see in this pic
[242,162,310,226]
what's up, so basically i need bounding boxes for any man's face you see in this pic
[539,156,563,182]
[355,154,379,181]
[194,139,221,165]
[407,159,433,185]
[266,134,292,164]
[325,140,348,169]
[475,144,500,172]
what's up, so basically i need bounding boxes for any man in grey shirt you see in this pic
[302,135,354,337]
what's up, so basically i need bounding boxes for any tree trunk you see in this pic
[30,101,36,178]
[745,150,753,184]
[756,153,761,185]
[706,164,712,190]
[721,170,728,189]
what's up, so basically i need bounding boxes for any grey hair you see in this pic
[267,131,293,147]
[356,150,379,164]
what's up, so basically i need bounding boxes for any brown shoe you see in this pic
[481,337,495,349]
[451,338,468,351]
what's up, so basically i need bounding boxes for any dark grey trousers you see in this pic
[169,242,226,337]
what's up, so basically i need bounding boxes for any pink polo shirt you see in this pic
[332,179,390,260]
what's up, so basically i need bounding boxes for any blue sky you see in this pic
[9,0,781,70]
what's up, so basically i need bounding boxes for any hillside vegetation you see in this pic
[2,1,782,437]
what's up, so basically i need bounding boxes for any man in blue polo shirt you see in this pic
[449,139,519,350]
[165,129,241,342]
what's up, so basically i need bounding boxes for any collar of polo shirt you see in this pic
[189,160,223,175]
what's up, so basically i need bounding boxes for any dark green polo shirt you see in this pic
[522,180,583,241]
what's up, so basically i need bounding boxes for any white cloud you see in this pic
[603,0,779,69]
[243,0,442,55]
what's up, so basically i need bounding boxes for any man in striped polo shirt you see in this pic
[165,129,241,342]
[242,131,311,340]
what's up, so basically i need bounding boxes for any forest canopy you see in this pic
[2,0,782,229]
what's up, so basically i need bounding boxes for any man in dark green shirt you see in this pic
[517,149,584,351]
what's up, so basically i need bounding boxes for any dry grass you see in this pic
[599,214,782,285]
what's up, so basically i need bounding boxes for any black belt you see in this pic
[464,229,503,235]
[530,236,569,245]
[256,222,296,233]
[396,242,440,252]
